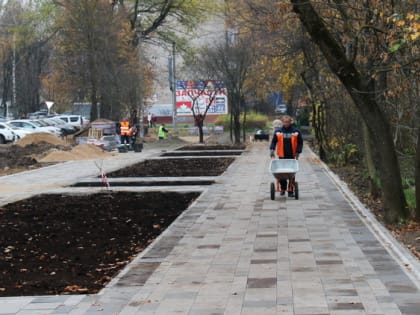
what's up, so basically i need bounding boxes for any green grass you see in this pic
[404,186,416,210]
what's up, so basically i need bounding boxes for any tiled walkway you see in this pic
[0,142,419,315]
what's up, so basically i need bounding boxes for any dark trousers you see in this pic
[120,135,129,144]
[279,156,295,191]
[280,176,295,192]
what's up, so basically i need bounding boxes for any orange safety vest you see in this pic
[275,132,299,158]
[120,121,130,136]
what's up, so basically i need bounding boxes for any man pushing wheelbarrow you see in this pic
[269,115,303,199]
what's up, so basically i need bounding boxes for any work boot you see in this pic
[288,191,294,197]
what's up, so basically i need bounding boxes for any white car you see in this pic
[31,119,63,136]
[56,115,86,130]
[0,122,32,140]
[8,120,52,135]
[43,117,77,135]
[0,122,16,143]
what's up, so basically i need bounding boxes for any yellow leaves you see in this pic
[407,13,417,21]
[409,32,419,41]
[389,12,420,44]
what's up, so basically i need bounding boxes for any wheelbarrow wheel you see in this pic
[294,182,299,200]
[270,182,275,200]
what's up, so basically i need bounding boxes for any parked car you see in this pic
[275,104,287,114]
[0,122,32,140]
[56,115,86,130]
[86,135,120,151]
[254,129,270,141]
[28,110,48,119]
[0,122,16,143]
[29,119,63,137]
[8,119,55,136]
[43,117,77,135]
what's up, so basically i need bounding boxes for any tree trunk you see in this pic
[198,126,204,143]
[242,107,247,143]
[291,0,408,223]
[362,121,380,199]
[416,125,420,220]
[2,61,11,117]
[233,102,241,144]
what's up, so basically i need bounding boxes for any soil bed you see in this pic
[161,151,242,157]
[0,191,199,296]
[107,157,235,177]
[177,144,246,151]
[72,180,215,187]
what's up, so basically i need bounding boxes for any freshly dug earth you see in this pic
[0,191,199,296]
[161,151,242,157]
[0,143,69,174]
[15,133,71,147]
[0,134,113,175]
[177,144,246,151]
[0,133,72,175]
[107,157,235,177]
[39,144,114,162]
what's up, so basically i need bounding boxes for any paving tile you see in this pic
[1,143,420,315]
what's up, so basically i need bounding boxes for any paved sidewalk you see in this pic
[1,142,420,315]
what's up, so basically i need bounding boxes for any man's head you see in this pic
[273,119,282,128]
[282,115,292,128]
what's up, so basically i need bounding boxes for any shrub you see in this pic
[329,137,359,166]
[214,112,271,130]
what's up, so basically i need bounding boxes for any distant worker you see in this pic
[120,117,131,145]
[269,115,303,197]
[130,125,138,145]
[158,123,168,141]
[272,119,282,131]
[147,112,152,128]
[151,114,157,127]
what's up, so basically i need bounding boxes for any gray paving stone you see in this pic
[1,143,420,314]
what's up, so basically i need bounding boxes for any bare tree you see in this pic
[178,80,224,143]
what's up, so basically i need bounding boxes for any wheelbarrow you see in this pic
[269,159,299,200]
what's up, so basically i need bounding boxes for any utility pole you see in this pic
[10,33,16,118]
[171,41,177,130]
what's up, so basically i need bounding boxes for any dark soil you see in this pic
[0,143,67,174]
[107,157,235,177]
[0,191,199,296]
[177,144,246,151]
[72,180,215,187]
[161,151,242,157]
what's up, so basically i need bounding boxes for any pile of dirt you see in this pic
[0,141,71,175]
[39,144,114,162]
[16,133,71,147]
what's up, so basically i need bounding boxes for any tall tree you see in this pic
[111,0,214,46]
[51,0,146,120]
[290,0,410,223]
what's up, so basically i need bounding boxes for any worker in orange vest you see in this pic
[120,117,131,145]
[270,115,303,197]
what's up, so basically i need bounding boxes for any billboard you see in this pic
[175,80,228,116]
